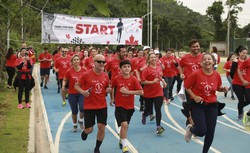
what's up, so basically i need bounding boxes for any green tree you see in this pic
[206,1,225,41]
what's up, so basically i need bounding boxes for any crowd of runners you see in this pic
[4,40,250,153]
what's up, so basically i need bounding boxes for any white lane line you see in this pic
[106,124,138,153]
[54,111,71,153]
[217,120,250,134]
[164,104,221,153]
[37,64,56,153]
[222,115,245,129]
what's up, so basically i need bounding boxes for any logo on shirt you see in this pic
[204,85,212,96]
[95,83,103,94]
[192,64,199,72]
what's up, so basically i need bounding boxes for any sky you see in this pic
[179,0,250,28]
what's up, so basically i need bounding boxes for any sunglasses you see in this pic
[95,60,106,64]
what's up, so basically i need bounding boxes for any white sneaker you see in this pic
[185,124,193,143]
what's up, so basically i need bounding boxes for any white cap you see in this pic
[143,46,150,50]
[154,50,160,54]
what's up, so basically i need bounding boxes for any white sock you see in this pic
[78,118,84,122]
[121,138,127,148]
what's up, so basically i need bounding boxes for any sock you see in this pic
[95,140,102,150]
[73,123,77,126]
[121,138,127,148]
[78,118,84,122]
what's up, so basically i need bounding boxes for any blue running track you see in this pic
[38,70,250,153]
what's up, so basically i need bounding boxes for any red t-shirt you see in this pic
[184,69,222,103]
[5,54,17,67]
[112,75,142,109]
[106,58,122,80]
[223,61,232,76]
[78,69,110,110]
[38,52,52,68]
[161,56,177,77]
[240,58,250,88]
[54,56,71,79]
[85,56,95,70]
[141,65,164,98]
[64,67,87,94]
[180,53,203,81]
[53,53,61,61]
[232,60,244,86]
[28,49,36,64]
[15,57,33,80]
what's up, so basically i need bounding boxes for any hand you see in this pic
[106,87,112,93]
[194,96,203,103]
[82,90,90,97]
[120,87,129,94]
[242,80,250,87]
[152,78,159,84]
[109,99,115,106]
[180,74,185,80]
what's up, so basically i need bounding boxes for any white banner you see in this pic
[42,12,143,45]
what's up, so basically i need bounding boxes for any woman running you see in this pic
[184,53,228,153]
[231,46,248,120]
[141,53,166,135]
[223,53,236,100]
[63,55,87,132]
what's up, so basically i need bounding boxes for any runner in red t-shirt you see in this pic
[38,47,52,89]
[53,48,71,106]
[5,48,17,88]
[184,53,228,153]
[141,53,166,135]
[15,48,33,109]
[110,60,143,152]
[85,48,98,70]
[223,54,236,99]
[63,54,87,132]
[105,45,128,81]
[75,54,112,153]
[231,46,249,119]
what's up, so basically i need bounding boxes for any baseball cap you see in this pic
[154,50,160,54]
[143,46,150,50]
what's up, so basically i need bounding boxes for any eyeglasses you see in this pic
[95,60,106,64]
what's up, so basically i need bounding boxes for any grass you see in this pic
[0,87,29,153]
[217,61,226,74]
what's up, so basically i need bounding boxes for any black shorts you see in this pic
[84,107,107,128]
[40,68,50,76]
[59,79,69,89]
[115,107,135,125]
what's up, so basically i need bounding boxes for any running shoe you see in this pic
[122,146,129,153]
[26,103,31,108]
[238,114,243,120]
[149,114,155,121]
[156,126,165,135]
[40,81,43,87]
[231,96,235,100]
[170,97,174,101]
[94,147,100,153]
[141,113,146,125]
[81,130,88,141]
[18,104,24,109]
[185,124,193,143]
[78,120,84,130]
[72,125,77,132]
[119,139,122,149]
[62,101,66,107]
[44,86,48,89]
